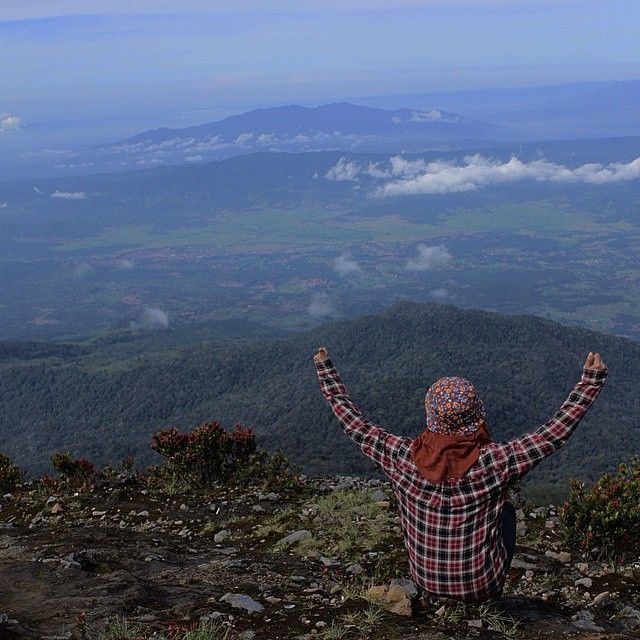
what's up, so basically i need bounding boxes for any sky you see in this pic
[1,1,640,148]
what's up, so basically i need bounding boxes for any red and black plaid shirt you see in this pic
[316,358,608,602]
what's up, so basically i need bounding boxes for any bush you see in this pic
[234,447,302,491]
[50,451,95,486]
[151,420,257,486]
[561,458,640,559]
[0,452,23,493]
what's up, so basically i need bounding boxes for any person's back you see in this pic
[313,348,608,603]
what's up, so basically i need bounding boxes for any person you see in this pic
[313,347,608,603]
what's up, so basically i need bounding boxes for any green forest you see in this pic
[1,301,638,497]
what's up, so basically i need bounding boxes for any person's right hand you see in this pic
[584,352,606,370]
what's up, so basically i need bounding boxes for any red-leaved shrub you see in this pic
[50,452,95,486]
[152,420,257,485]
[0,452,22,493]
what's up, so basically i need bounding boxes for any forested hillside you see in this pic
[1,301,638,493]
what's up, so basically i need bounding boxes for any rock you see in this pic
[371,489,387,502]
[575,577,593,588]
[179,503,188,511]
[468,619,483,628]
[275,529,311,546]
[252,504,265,512]
[435,605,446,617]
[576,562,589,574]
[572,609,604,632]
[390,578,418,600]
[557,552,572,563]
[319,555,339,567]
[136,510,148,517]
[365,584,412,617]
[346,563,364,575]
[214,529,231,543]
[511,558,537,570]
[220,592,264,613]
[50,503,64,514]
[592,591,611,607]
[91,510,107,517]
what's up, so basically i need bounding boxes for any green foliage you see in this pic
[0,452,23,492]
[561,457,640,559]
[50,451,95,487]
[152,420,257,486]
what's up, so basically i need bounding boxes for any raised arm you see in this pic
[498,352,608,482]
[314,347,408,477]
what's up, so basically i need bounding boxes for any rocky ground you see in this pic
[1,471,639,640]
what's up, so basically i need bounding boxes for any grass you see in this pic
[94,616,232,640]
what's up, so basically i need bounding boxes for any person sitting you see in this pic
[313,347,608,603]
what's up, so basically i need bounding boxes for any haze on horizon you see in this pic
[2,0,640,151]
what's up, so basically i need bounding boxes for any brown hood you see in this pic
[410,421,492,484]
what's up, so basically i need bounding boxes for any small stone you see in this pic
[592,591,611,607]
[220,593,264,613]
[435,605,446,617]
[92,510,107,517]
[575,577,593,588]
[468,619,483,628]
[252,504,265,512]
[371,489,387,502]
[50,503,64,514]
[545,519,556,529]
[136,510,149,517]
[390,578,418,600]
[346,563,364,575]
[557,552,572,563]
[365,584,412,617]
[180,503,188,511]
[275,529,311,546]
[214,529,231,543]
[577,562,589,574]
[572,609,604,632]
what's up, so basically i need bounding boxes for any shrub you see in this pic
[561,458,640,559]
[151,420,257,486]
[50,451,95,486]
[0,452,23,493]
[234,447,302,491]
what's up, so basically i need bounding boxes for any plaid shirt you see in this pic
[316,358,608,602]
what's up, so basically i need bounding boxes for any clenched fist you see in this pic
[584,352,606,370]
[314,346,330,363]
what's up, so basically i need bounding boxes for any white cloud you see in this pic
[33,186,43,194]
[131,307,169,331]
[307,292,336,318]
[406,244,453,271]
[51,190,86,200]
[429,288,454,301]
[324,154,640,196]
[0,113,22,134]
[235,132,254,144]
[185,155,203,162]
[377,154,640,196]
[324,157,361,182]
[72,262,93,278]
[0,203,7,209]
[115,258,134,269]
[334,253,362,276]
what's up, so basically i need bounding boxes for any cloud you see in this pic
[33,186,43,194]
[51,190,86,200]
[0,113,22,134]
[406,244,453,271]
[334,253,362,276]
[376,154,640,196]
[324,154,640,196]
[235,132,254,144]
[72,262,93,278]
[131,307,170,331]
[429,288,455,301]
[0,203,7,209]
[307,292,336,318]
[324,157,361,182]
[115,258,134,269]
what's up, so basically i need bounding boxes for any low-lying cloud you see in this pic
[131,307,170,331]
[51,190,86,200]
[334,253,362,276]
[307,292,336,318]
[406,244,453,271]
[324,154,640,196]
[0,113,22,134]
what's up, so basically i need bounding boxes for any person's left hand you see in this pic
[314,346,329,363]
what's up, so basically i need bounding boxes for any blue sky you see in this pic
[1,1,640,147]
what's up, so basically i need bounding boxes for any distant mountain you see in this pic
[1,301,638,494]
[94,102,506,171]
